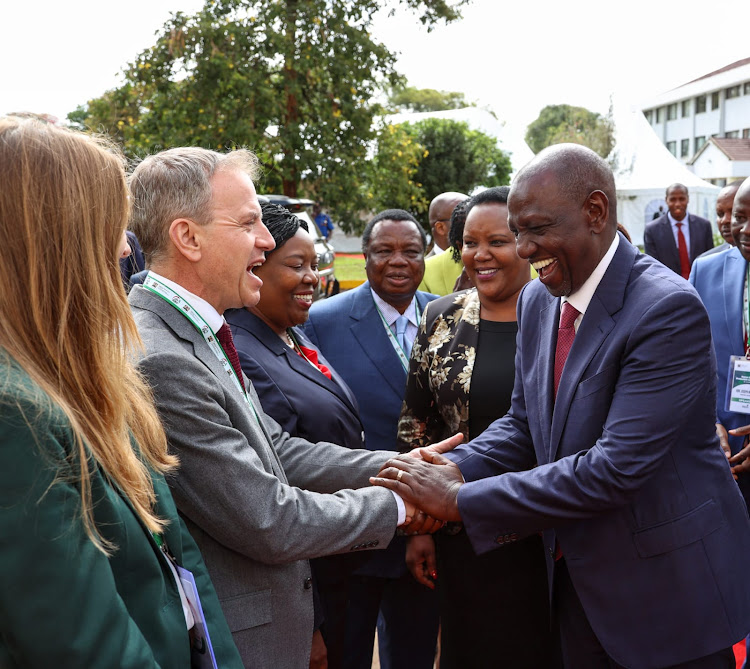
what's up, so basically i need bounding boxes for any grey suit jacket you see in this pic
[129,286,398,669]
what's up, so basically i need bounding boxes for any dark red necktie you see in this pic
[216,323,246,392]
[554,302,580,400]
[675,221,691,279]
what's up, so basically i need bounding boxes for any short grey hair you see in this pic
[128,147,260,264]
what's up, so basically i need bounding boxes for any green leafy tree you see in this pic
[68,0,468,232]
[402,118,512,203]
[364,121,428,217]
[389,86,474,112]
[525,104,614,158]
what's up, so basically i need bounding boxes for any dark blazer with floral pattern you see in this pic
[397,289,481,449]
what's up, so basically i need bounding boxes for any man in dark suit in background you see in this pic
[305,209,439,669]
[372,145,750,668]
[644,183,714,277]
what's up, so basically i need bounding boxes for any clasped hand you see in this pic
[372,433,465,531]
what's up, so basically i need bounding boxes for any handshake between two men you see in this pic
[372,433,467,534]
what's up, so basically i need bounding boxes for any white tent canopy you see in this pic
[385,107,534,180]
[609,103,720,246]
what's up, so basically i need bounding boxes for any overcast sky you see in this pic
[2,0,749,132]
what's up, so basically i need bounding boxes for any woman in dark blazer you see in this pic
[0,116,241,668]
[398,187,557,668]
[226,202,365,669]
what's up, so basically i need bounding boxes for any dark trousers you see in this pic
[554,558,735,669]
[342,571,438,669]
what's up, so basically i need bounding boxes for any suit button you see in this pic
[548,546,554,556]
[304,577,312,590]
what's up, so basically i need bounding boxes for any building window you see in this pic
[743,129,750,138]
[696,95,707,113]
[695,136,706,152]
[680,139,690,157]
[681,100,691,117]
[656,107,663,123]
[726,85,741,99]
[644,110,653,123]
[711,92,720,109]
[726,130,740,138]
[744,82,750,95]
[667,103,678,120]
[666,141,677,156]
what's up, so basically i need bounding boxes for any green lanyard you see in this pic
[373,300,420,372]
[142,274,260,423]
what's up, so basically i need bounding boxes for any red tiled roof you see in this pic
[683,57,750,86]
[710,138,750,161]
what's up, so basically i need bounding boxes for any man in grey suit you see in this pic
[643,183,714,278]
[127,147,455,668]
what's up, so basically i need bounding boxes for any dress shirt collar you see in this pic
[370,288,418,328]
[561,234,619,330]
[431,242,445,255]
[667,210,688,226]
[147,271,225,333]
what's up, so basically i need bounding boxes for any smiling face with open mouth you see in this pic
[508,168,609,298]
[198,169,275,314]
[462,202,529,308]
[253,228,320,332]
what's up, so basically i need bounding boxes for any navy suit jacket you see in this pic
[643,213,714,274]
[448,236,750,668]
[304,282,438,577]
[226,308,364,451]
[690,246,750,508]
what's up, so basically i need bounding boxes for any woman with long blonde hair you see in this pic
[0,116,241,668]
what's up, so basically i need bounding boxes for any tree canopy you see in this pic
[389,85,474,112]
[68,0,468,231]
[402,118,512,203]
[525,104,615,158]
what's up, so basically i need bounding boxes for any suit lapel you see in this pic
[660,217,680,270]
[132,289,286,478]
[723,249,746,353]
[548,237,634,461]
[536,297,558,461]
[348,283,407,397]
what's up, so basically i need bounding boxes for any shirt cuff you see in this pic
[391,491,406,526]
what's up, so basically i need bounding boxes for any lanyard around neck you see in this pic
[373,300,420,372]
[141,274,259,421]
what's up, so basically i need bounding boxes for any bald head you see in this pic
[513,144,617,228]
[508,144,616,297]
[428,191,468,250]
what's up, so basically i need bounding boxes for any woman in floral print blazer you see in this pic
[397,187,558,668]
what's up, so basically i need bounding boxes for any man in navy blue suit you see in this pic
[690,178,750,505]
[372,146,750,668]
[644,183,714,278]
[305,209,439,669]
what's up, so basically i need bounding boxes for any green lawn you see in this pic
[334,254,366,283]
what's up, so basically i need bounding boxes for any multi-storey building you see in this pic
[641,57,750,184]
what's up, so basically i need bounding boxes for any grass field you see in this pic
[334,253,366,289]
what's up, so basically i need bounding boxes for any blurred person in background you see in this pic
[420,193,468,295]
[0,116,242,668]
[398,187,556,668]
